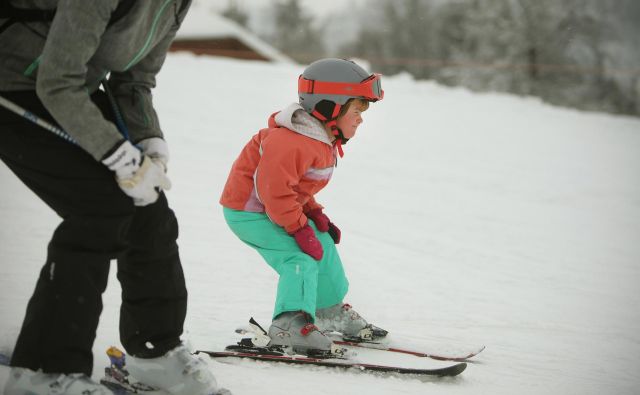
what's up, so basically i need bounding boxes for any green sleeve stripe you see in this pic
[23,56,42,77]
[123,0,173,71]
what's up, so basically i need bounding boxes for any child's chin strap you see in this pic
[312,104,345,158]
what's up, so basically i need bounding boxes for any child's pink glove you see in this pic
[306,209,341,244]
[291,224,324,260]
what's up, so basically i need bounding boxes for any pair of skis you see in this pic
[197,348,470,378]
[197,317,483,378]
[100,338,479,394]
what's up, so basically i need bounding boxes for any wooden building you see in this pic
[171,5,293,64]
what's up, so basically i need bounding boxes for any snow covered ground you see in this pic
[1,53,640,394]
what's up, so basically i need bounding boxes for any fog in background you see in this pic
[205,0,640,116]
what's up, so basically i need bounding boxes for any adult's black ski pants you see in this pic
[0,90,187,375]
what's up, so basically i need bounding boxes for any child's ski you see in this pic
[331,338,485,362]
[197,347,467,378]
[237,317,485,363]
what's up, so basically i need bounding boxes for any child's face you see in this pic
[336,103,365,139]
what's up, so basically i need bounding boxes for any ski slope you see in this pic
[1,53,639,394]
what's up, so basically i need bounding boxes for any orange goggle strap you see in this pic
[334,137,344,158]
[312,105,345,158]
[298,74,384,102]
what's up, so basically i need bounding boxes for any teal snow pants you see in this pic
[223,208,349,321]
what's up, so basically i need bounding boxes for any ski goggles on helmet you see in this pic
[298,73,384,102]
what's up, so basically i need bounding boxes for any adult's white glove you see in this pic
[101,141,171,206]
[137,137,169,172]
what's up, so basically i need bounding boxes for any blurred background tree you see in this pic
[221,0,249,27]
[266,0,326,63]
[214,0,640,116]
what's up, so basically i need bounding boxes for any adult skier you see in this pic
[0,1,222,394]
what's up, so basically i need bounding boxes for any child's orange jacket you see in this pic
[220,104,337,233]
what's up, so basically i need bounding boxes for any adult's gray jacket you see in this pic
[0,0,191,160]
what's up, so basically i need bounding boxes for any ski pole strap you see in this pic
[0,94,76,144]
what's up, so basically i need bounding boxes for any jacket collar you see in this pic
[273,103,332,146]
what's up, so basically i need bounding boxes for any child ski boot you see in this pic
[267,311,342,357]
[315,303,388,342]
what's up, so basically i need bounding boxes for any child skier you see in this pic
[220,58,385,356]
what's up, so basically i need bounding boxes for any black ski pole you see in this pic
[0,94,76,144]
[101,80,133,142]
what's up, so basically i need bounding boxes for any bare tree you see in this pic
[338,0,639,115]
[269,0,326,62]
[222,0,250,27]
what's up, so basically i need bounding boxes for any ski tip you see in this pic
[467,345,486,359]
[431,362,467,377]
[454,362,467,375]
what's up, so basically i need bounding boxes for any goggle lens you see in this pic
[364,74,384,101]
